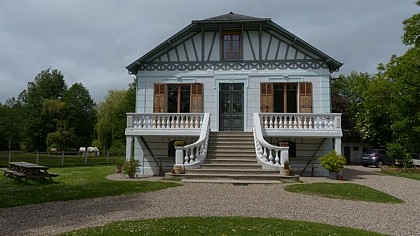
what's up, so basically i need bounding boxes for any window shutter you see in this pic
[299,82,312,113]
[260,83,273,113]
[153,84,166,113]
[190,83,203,113]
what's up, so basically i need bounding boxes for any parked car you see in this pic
[361,149,391,167]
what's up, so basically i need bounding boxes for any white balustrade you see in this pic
[259,113,341,131]
[126,113,204,130]
[252,113,289,169]
[175,113,211,169]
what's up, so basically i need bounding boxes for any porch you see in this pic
[125,112,342,181]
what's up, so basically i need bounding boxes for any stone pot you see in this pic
[329,171,339,180]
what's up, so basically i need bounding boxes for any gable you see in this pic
[127,13,342,73]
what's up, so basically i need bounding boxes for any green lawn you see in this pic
[0,165,179,208]
[285,182,403,203]
[60,216,385,236]
[381,166,420,180]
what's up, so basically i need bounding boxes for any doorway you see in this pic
[219,83,244,131]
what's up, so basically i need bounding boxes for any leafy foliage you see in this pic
[320,151,346,172]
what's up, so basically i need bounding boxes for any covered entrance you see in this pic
[219,83,244,131]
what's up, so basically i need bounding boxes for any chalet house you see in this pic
[125,12,343,182]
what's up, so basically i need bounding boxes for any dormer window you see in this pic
[222,33,241,60]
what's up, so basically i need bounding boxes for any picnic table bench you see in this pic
[1,162,59,182]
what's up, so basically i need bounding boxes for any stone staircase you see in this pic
[173,132,299,184]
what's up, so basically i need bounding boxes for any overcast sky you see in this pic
[0,0,417,104]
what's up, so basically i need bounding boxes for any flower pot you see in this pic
[329,171,339,180]
[284,170,290,176]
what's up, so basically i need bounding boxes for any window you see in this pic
[167,84,191,113]
[222,33,241,60]
[274,83,298,113]
[260,82,312,113]
[153,83,203,113]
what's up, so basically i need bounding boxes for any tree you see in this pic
[21,69,67,151]
[96,90,127,152]
[0,98,24,151]
[402,1,420,47]
[63,83,96,149]
[331,72,370,142]
[96,80,135,154]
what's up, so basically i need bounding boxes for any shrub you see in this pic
[387,143,414,168]
[123,157,140,178]
[320,150,346,172]
[174,140,186,147]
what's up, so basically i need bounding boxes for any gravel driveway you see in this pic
[0,165,419,236]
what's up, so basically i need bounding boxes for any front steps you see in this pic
[167,132,299,184]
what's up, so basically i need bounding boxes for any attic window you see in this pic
[222,33,241,60]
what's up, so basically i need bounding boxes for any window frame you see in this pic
[222,32,242,60]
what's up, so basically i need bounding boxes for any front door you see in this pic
[219,83,244,131]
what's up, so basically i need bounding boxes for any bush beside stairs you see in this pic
[167,132,299,184]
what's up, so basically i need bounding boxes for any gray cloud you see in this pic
[0,0,417,103]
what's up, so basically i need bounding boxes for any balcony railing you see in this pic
[257,113,342,137]
[126,113,205,136]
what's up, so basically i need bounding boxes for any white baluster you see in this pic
[263,116,268,128]
[280,116,284,129]
[274,150,280,165]
[309,117,313,129]
[195,115,199,128]
[315,116,320,129]
[303,116,308,129]
[268,115,272,128]
[263,147,268,162]
[293,115,298,129]
[184,149,189,164]
[298,116,303,129]
[268,149,274,164]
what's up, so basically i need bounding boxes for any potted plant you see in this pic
[123,157,140,178]
[174,140,186,147]
[320,150,346,180]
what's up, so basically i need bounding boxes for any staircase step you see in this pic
[168,131,300,184]
[201,163,262,169]
[187,169,278,175]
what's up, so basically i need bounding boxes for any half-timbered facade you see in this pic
[125,12,343,178]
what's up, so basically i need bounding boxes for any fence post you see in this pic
[8,150,11,163]
[36,151,39,164]
[61,151,64,167]
[84,152,88,166]
[106,151,109,163]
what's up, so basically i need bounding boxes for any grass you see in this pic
[60,216,385,236]
[285,182,403,203]
[0,165,180,208]
[381,166,420,180]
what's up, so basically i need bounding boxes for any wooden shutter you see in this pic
[153,84,166,113]
[190,83,203,113]
[260,83,273,113]
[299,82,312,113]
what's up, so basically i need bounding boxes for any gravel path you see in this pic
[0,165,419,236]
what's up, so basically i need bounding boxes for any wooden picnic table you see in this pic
[1,162,59,182]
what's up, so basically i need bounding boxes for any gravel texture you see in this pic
[0,165,419,236]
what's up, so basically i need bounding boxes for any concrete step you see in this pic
[187,169,278,175]
[201,163,262,169]
[180,179,284,184]
[205,157,257,162]
[170,173,299,183]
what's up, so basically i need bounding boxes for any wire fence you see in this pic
[0,151,124,168]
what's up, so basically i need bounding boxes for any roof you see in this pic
[127,12,343,73]
[192,12,271,23]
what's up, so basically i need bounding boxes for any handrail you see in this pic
[126,113,204,129]
[259,113,341,130]
[252,113,289,170]
[175,113,211,169]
